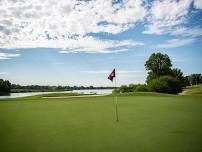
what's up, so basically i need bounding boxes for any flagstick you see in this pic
[115,76,119,122]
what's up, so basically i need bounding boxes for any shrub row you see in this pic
[114,76,182,94]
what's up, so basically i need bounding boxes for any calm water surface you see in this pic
[0,89,112,99]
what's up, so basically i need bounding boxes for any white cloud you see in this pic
[157,38,195,48]
[151,0,191,20]
[171,27,202,37]
[194,0,202,9]
[1,0,201,52]
[0,0,146,50]
[0,52,20,59]
[143,0,192,35]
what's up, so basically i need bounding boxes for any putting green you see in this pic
[0,93,202,152]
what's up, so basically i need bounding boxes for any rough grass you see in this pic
[0,92,202,152]
[182,84,202,95]
[40,92,87,97]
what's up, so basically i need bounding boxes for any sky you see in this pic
[0,0,202,86]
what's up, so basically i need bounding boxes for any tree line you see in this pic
[11,84,113,93]
[0,83,114,94]
[117,52,202,94]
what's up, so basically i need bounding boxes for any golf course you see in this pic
[0,85,201,152]
[1,1,202,151]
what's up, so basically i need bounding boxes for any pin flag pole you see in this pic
[115,75,119,122]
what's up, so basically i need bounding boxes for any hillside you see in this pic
[180,84,202,96]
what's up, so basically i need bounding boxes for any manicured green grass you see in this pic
[0,93,202,152]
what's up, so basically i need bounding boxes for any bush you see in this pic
[147,76,182,94]
[116,84,148,93]
[128,84,137,92]
[135,84,148,92]
[112,88,120,94]
[119,85,129,93]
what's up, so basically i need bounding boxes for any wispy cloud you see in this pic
[83,70,145,74]
[59,49,128,54]
[171,27,202,37]
[58,37,144,53]
[157,38,195,48]
[83,70,146,78]
[52,62,65,65]
[118,74,146,78]
[0,72,8,75]
[0,52,20,59]
[83,70,110,74]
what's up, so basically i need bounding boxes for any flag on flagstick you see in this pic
[108,69,115,81]
[108,68,119,122]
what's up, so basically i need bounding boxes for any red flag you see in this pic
[108,69,115,82]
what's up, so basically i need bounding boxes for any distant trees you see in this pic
[187,74,202,85]
[10,84,114,93]
[0,79,11,94]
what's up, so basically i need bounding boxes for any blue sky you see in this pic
[0,0,202,86]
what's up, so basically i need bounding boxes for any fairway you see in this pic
[0,93,202,152]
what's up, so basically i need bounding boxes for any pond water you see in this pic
[0,89,112,99]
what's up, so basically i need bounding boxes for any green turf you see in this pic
[0,92,202,152]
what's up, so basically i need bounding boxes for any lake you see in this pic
[0,89,113,99]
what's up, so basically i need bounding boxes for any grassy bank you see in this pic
[182,84,202,95]
[39,92,89,97]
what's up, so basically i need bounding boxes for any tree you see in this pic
[119,85,129,93]
[171,68,186,87]
[0,79,11,94]
[128,84,136,92]
[184,76,190,86]
[146,71,158,83]
[135,84,148,92]
[145,52,185,94]
[145,53,172,77]
[188,74,201,85]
